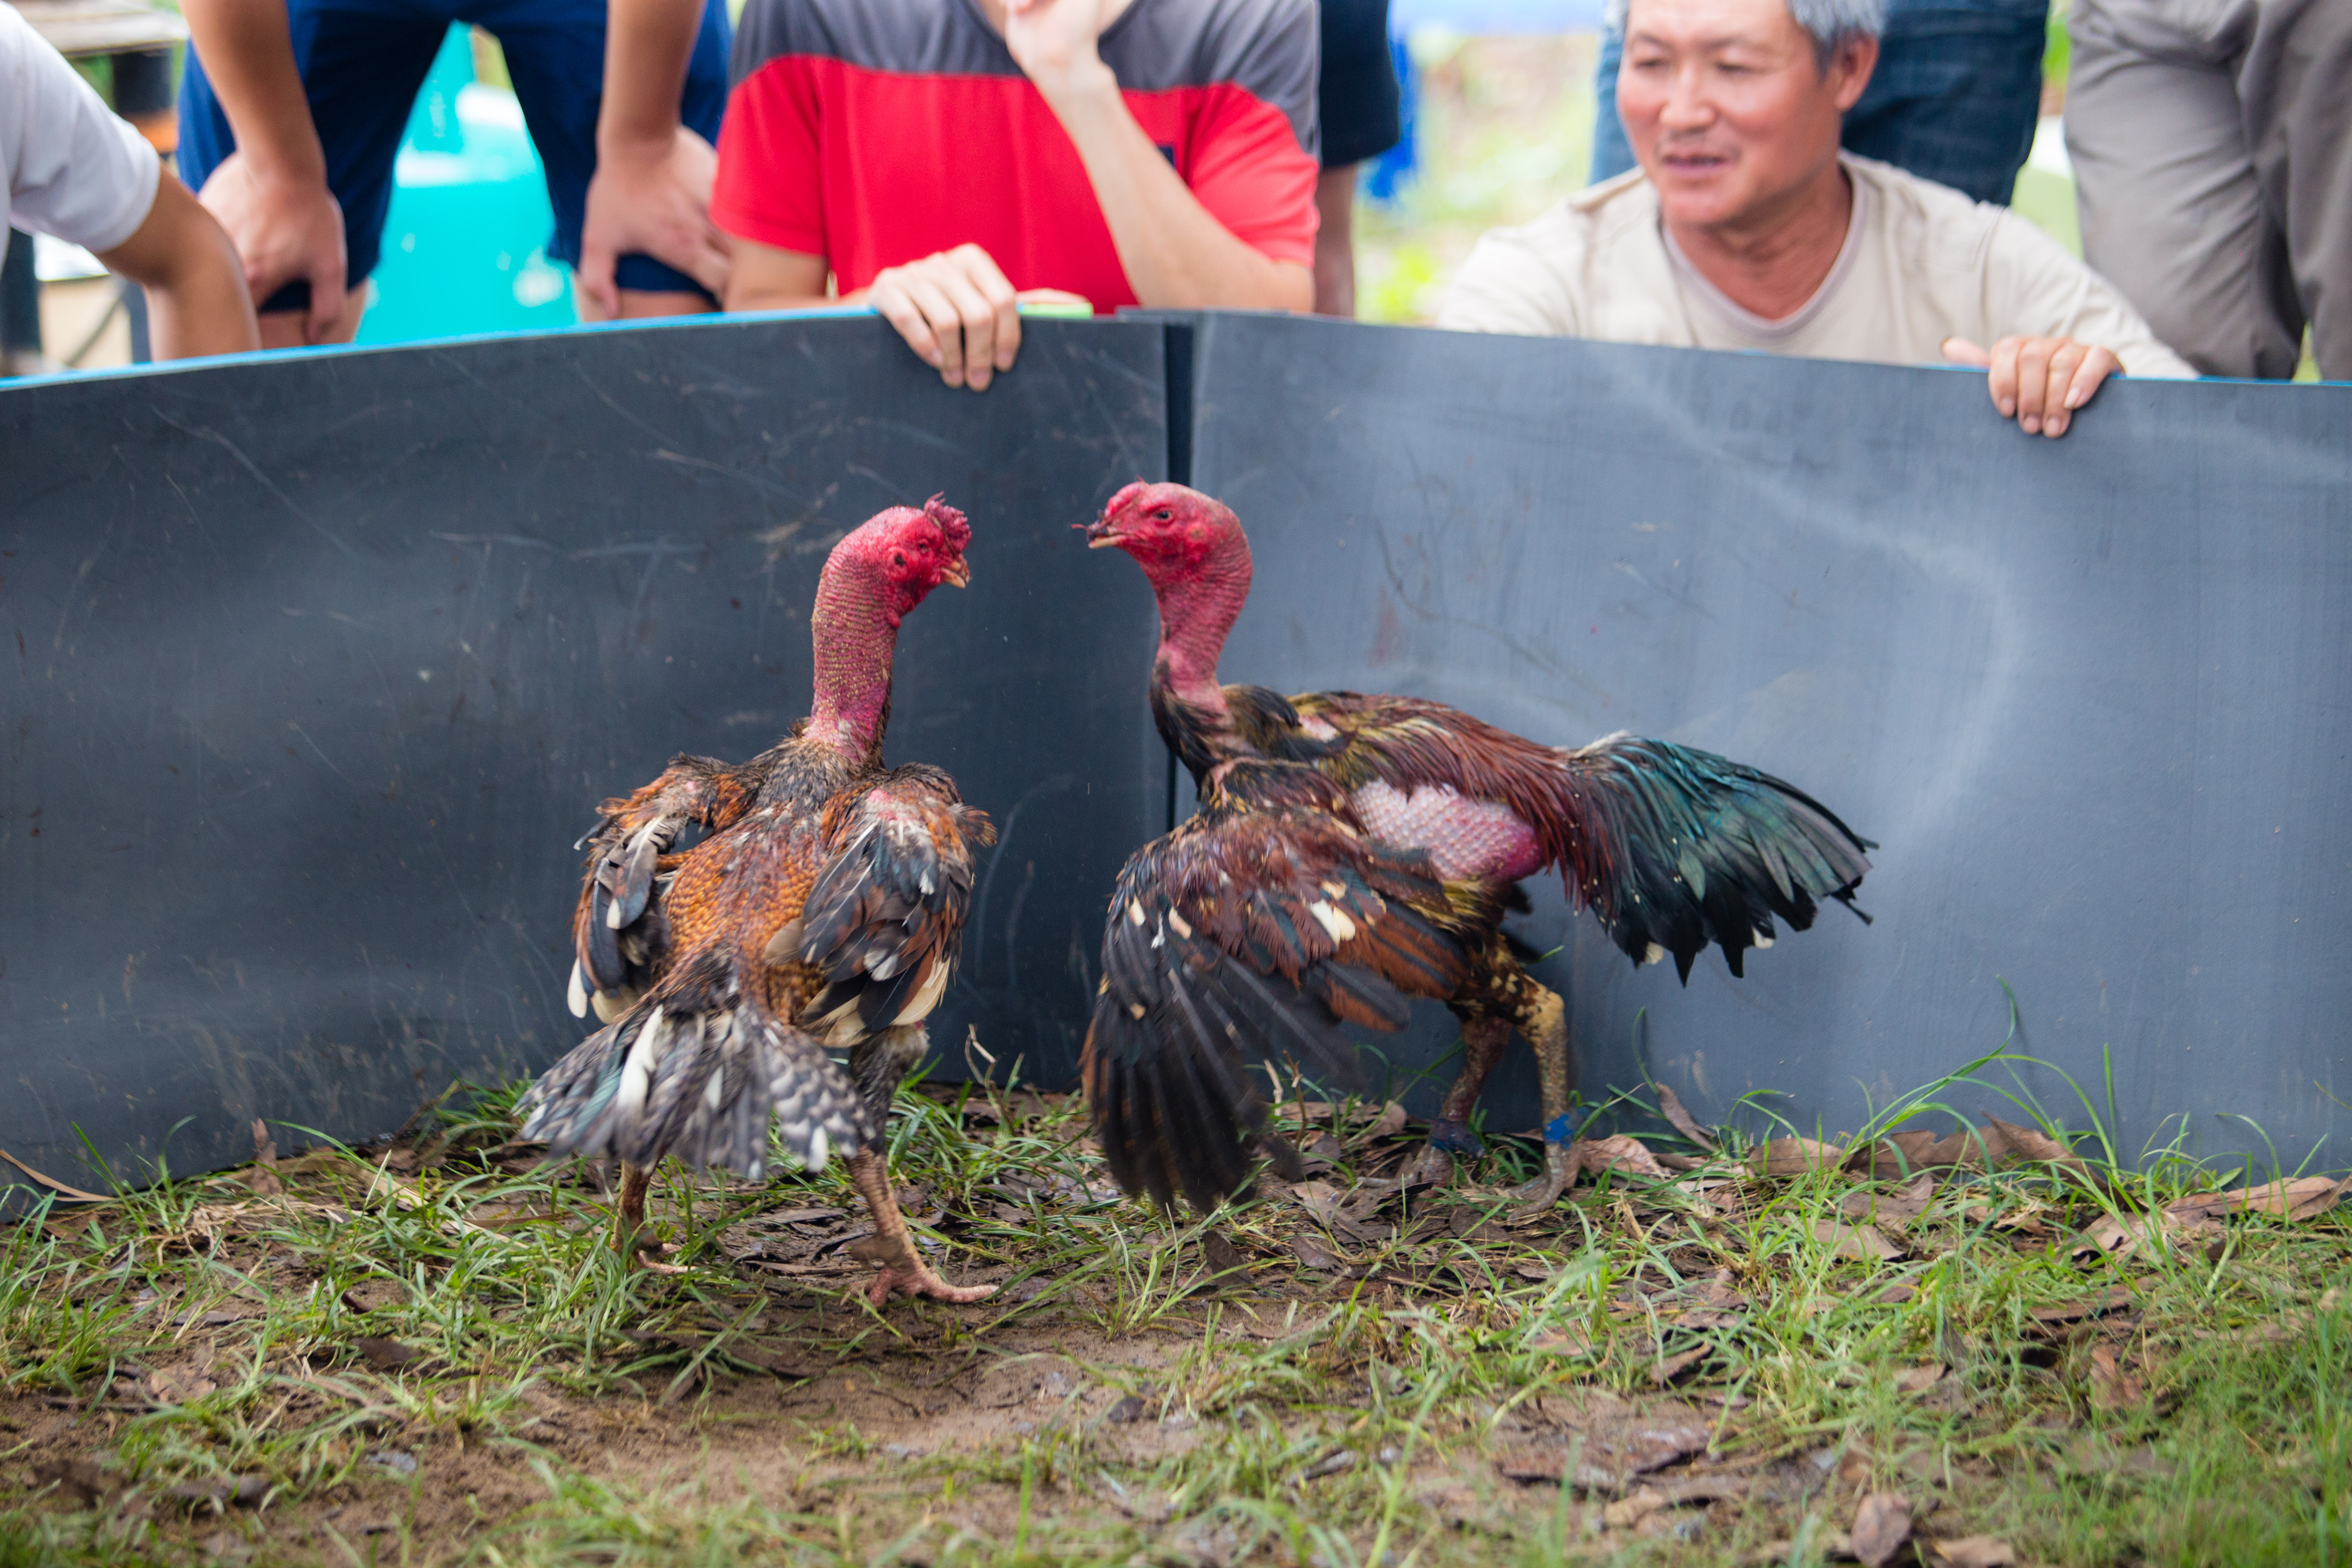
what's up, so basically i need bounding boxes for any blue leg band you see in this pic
[1544,1113,1580,1146]
[1428,1118,1485,1156]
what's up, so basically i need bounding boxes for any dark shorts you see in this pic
[1590,0,2049,205]
[177,0,732,312]
[1319,0,1400,168]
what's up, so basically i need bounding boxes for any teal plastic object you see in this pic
[354,26,577,345]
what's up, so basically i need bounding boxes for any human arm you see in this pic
[578,0,729,318]
[178,0,346,340]
[1003,0,1311,314]
[95,172,263,359]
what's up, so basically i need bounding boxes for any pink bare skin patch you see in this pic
[1350,779,1545,882]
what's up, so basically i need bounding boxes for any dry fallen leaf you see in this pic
[1649,1348,1707,1385]
[1985,1117,2084,1168]
[1654,1084,1718,1153]
[1893,1363,1946,1393]
[245,1119,284,1196]
[1576,1135,1670,1182]
[1603,1486,1668,1529]
[1839,1171,1937,1229]
[2089,1345,2144,1410]
[1751,1137,1844,1177]
[1356,1101,1410,1141]
[2174,1175,2349,1223]
[1289,1234,1343,1271]
[352,1335,421,1371]
[1850,1491,1913,1568]
[147,1367,218,1405]
[1813,1219,1903,1261]
[1926,1536,2019,1568]
[2031,1286,2135,1327]
[1529,1325,1594,1356]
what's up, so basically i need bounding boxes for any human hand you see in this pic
[194,149,347,343]
[1942,335,2121,439]
[1002,0,1118,101]
[865,245,1021,390]
[578,126,731,320]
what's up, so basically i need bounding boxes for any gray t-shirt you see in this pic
[1437,153,2195,380]
[2,3,161,275]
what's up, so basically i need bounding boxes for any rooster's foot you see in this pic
[631,1243,689,1276]
[864,1251,996,1307]
[1506,1145,1578,1225]
[1397,1144,1455,1189]
[1400,1118,1485,1189]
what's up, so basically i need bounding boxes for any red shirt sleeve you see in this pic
[1177,81,1320,269]
[711,56,830,258]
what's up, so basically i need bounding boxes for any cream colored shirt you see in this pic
[1437,153,2196,379]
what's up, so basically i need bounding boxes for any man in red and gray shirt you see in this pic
[711,0,1318,389]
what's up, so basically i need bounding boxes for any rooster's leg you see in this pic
[1399,1012,1513,1187]
[612,1161,687,1273]
[1504,980,1580,1223]
[847,1148,995,1305]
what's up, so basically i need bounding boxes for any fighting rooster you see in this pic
[521,499,996,1304]
[1081,483,1873,1219]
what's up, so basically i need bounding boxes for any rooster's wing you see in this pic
[569,754,756,1020]
[1082,762,1472,1213]
[790,764,996,1040]
[1267,692,1874,982]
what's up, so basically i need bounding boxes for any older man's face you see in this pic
[1618,0,1875,234]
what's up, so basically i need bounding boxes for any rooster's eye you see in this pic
[1153,509,1172,522]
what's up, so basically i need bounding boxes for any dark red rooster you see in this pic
[521,499,996,1304]
[1080,483,1873,1219]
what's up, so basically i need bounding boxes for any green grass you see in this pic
[0,1049,2344,1567]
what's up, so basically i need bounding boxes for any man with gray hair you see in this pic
[1439,0,2193,438]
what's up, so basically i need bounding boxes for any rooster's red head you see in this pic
[834,495,973,625]
[1082,481,1249,593]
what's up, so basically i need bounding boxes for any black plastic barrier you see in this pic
[1183,313,2352,1167]
[0,315,1168,1190]
[6,309,2349,1193]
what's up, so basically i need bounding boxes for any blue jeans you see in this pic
[1590,0,2050,205]
[180,0,732,310]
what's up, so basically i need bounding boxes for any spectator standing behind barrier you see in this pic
[2067,0,2350,381]
[175,0,734,348]
[713,0,1318,390]
[1,6,259,361]
[1592,0,2049,203]
[1315,0,1403,315]
[1439,0,2193,438]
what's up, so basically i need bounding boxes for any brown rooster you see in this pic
[1080,483,1874,1219]
[521,499,996,1304]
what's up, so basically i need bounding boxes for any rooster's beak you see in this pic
[1081,512,1124,549]
[941,558,971,588]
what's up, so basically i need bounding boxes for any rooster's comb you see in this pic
[921,494,971,554]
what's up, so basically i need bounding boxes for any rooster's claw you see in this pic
[865,1258,996,1306]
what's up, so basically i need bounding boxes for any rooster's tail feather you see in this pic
[521,971,874,1179]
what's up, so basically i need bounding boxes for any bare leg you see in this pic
[1505,979,1580,1223]
[1399,1012,1513,1187]
[611,1161,688,1273]
[848,1148,994,1306]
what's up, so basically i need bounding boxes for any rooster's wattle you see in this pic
[521,499,996,1304]
[1080,484,1874,1218]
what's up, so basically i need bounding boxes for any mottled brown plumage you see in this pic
[522,499,997,1305]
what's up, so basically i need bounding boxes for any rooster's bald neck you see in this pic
[806,562,898,760]
[1148,540,1251,718]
